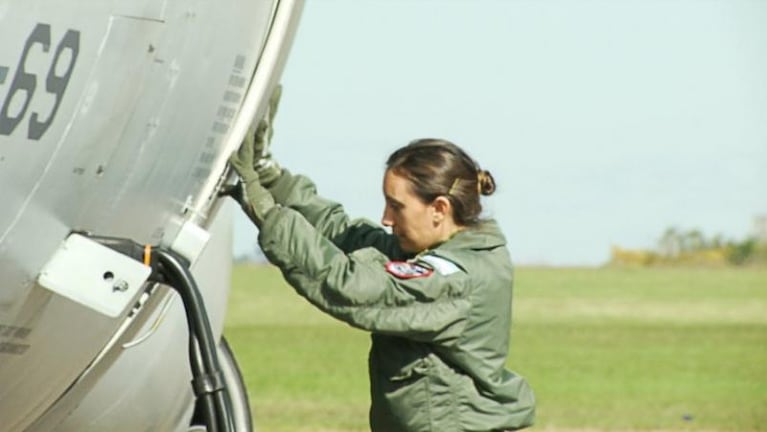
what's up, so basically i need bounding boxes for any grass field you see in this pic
[224,265,767,432]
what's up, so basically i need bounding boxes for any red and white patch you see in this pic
[385,261,433,279]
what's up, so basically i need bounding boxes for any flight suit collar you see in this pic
[433,219,506,253]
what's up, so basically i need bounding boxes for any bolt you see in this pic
[113,279,129,292]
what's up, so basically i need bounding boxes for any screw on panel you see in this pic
[113,279,129,292]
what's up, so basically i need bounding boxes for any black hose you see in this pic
[155,248,235,432]
[190,334,219,432]
[87,235,236,431]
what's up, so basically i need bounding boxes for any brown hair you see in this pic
[386,138,496,226]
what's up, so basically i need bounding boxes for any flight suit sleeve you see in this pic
[258,205,471,345]
[266,169,402,257]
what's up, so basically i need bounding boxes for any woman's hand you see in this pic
[228,134,276,227]
[251,84,283,187]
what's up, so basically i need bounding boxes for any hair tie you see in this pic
[477,171,483,194]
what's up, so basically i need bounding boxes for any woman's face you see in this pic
[381,170,439,253]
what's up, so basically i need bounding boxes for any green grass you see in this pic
[224,265,767,431]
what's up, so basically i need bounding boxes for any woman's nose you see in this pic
[381,209,393,227]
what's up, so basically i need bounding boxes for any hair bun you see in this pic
[478,170,496,196]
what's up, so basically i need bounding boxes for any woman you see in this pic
[228,98,535,431]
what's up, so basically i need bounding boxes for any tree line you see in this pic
[610,227,767,267]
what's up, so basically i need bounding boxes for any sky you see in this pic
[233,0,767,266]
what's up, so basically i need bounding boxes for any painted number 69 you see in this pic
[0,23,80,141]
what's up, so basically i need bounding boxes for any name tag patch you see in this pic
[385,261,433,279]
[418,254,461,276]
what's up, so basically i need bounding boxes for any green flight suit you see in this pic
[257,171,535,432]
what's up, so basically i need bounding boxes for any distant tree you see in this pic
[659,227,680,257]
[726,237,757,265]
[627,225,766,268]
[684,229,705,252]
[710,234,725,249]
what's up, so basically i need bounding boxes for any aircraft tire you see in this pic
[219,336,254,431]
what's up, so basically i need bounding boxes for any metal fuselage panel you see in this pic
[0,0,297,430]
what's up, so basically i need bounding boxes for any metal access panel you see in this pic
[38,234,150,318]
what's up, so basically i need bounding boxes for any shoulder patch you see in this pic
[385,261,433,279]
[418,254,461,276]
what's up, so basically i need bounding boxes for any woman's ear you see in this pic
[431,196,452,224]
